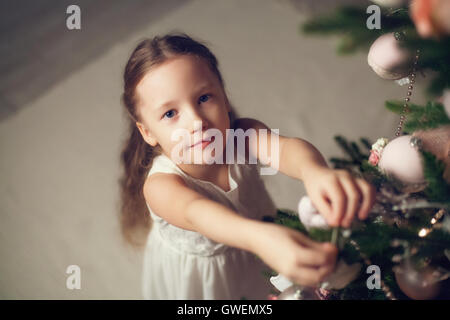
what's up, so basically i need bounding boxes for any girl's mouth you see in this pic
[191,136,215,149]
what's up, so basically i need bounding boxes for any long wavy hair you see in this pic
[119,32,238,248]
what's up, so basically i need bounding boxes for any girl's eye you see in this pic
[198,94,211,104]
[163,109,176,119]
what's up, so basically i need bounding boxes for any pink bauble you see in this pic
[394,262,441,300]
[367,33,413,80]
[378,135,425,184]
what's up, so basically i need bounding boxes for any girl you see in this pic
[119,33,376,299]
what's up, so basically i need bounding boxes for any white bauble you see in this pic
[394,262,442,300]
[378,135,425,184]
[368,33,413,80]
[298,196,329,230]
[321,260,362,290]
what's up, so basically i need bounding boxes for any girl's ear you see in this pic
[136,122,158,147]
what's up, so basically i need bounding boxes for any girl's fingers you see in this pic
[355,179,376,220]
[290,264,335,287]
[325,179,346,227]
[338,177,362,228]
[310,194,333,223]
[294,245,337,267]
[291,228,333,252]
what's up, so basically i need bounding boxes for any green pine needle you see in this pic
[421,151,450,202]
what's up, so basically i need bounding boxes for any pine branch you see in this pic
[385,100,450,132]
[421,151,450,202]
[385,100,422,114]
[301,6,413,55]
[301,5,450,96]
[360,138,372,151]
[404,102,450,132]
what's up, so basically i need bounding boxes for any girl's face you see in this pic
[135,55,231,163]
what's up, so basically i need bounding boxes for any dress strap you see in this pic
[147,154,184,178]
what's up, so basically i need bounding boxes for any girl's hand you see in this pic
[252,223,338,287]
[303,167,376,228]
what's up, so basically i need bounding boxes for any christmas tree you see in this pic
[266,0,450,300]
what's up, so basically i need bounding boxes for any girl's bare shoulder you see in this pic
[144,172,186,203]
[143,172,206,229]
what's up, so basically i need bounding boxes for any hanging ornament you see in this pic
[320,260,362,290]
[367,32,414,80]
[377,135,427,189]
[394,260,448,300]
[410,0,450,38]
[276,197,361,290]
[270,259,361,294]
[370,0,408,7]
[298,196,329,230]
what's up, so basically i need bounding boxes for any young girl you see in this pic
[119,33,376,300]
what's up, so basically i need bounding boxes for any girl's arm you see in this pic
[145,172,258,251]
[234,118,376,228]
[144,173,337,286]
[233,117,327,179]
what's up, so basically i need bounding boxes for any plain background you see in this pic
[0,0,429,299]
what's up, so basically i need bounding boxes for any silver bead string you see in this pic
[395,49,421,137]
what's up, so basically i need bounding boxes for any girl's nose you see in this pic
[188,107,209,134]
[191,119,210,135]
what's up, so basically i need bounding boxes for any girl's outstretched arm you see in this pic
[144,173,337,287]
[234,117,328,179]
[234,118,376,228]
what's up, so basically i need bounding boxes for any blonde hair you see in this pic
[119,32,238,248]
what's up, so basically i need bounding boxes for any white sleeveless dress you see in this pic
[141,154,277,300]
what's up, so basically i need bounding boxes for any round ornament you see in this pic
[368,33,414,80]
[394,262,441,300]
[298,196,329,230]
[378,135,425,185]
